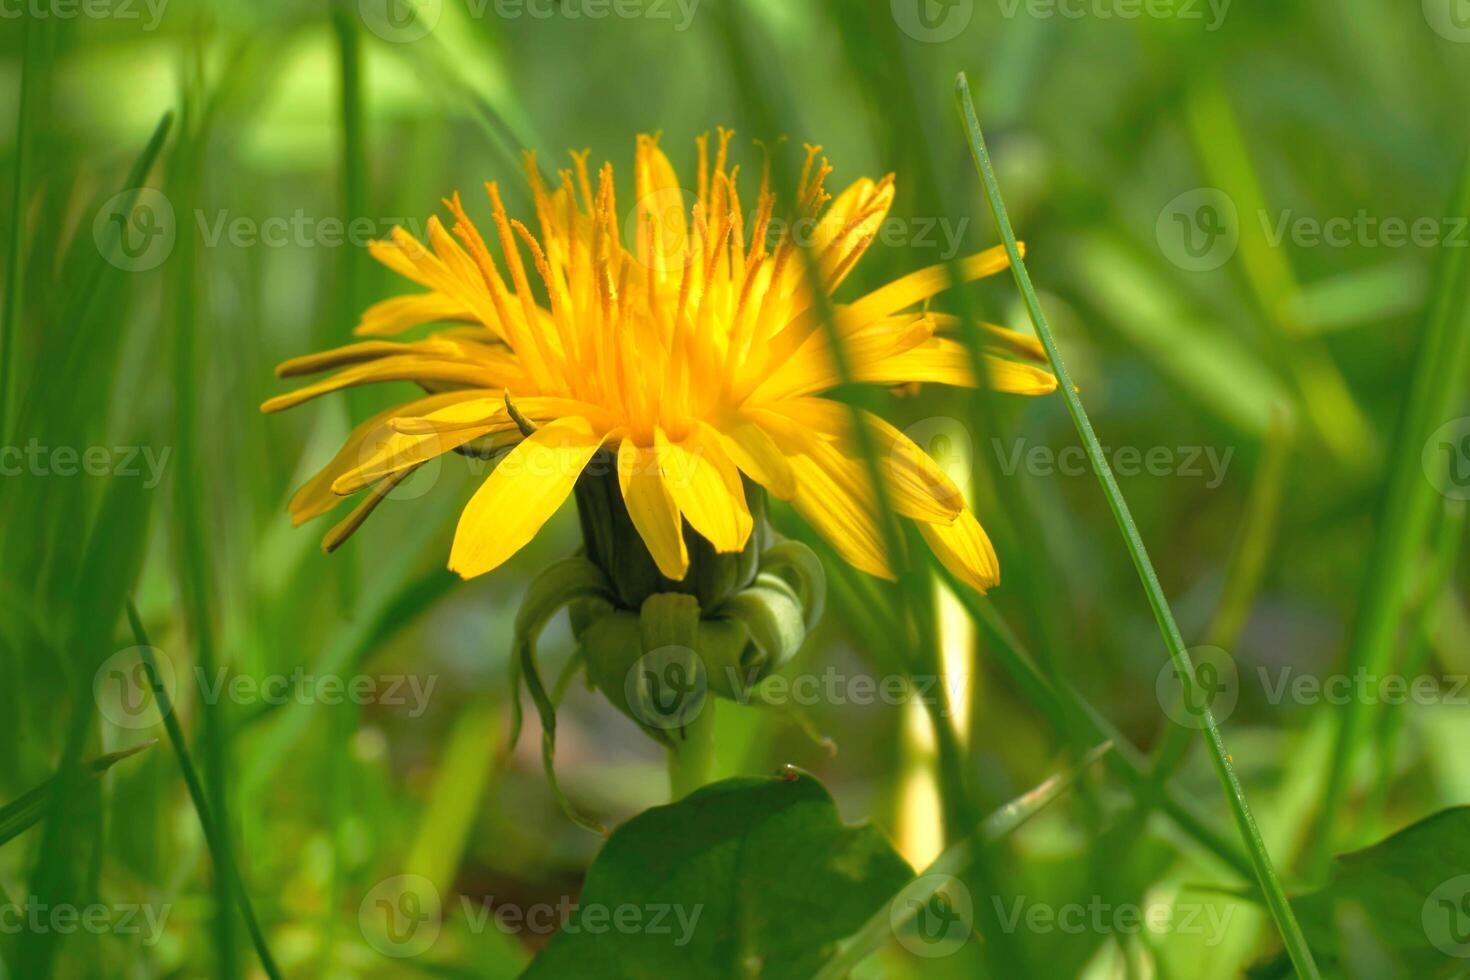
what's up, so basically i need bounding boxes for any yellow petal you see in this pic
[275,338,464,379]
[260,353,521,414]
[841,243,1020,324]
[698,418,796,501]
[655,426,752,553]
[617,439,689,580]
[855,338,1058,394]
[926,314,1048,362]
[356,293,474,337]
[448,417,606,579]
[333,398,520,495]
[756,399,963,524]
[782,441,893,580]
[289,391,479,525]
[918,508,999,593]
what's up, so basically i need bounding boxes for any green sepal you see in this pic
[714,572,808,684]
[510,557,615,835]
[757,539,827,630]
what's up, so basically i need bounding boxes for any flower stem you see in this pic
[667,696,717,800]
[955,73,1320,980]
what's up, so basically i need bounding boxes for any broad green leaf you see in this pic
[1245,807,1470,977]
[523,770,913,979]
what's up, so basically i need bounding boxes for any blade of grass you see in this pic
[331,0,368,614]
[0,743,155,848]
[1310,149,1470,873]
[956,72,1320,980]
[0,11,42,447]
[124,599,282,980]
[811,742,1113,980]
[169,65,240,978]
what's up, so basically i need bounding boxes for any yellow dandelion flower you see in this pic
[263,131,1056,592]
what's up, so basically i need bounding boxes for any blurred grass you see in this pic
[2,0,1469,977]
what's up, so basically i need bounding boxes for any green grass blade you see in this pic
[124,599,283,980]
[0,743,155,849]
[1311,150,1470,872]
[0,12,42,446]
[955,72,1321,980]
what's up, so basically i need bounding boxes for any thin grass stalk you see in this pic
[125,601,282,980]
[956,73,1320,980]
[1311,151,1470,873]
[0,12,40,447]
[169,75,238,980]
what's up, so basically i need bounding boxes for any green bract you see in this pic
[509,464,827,828]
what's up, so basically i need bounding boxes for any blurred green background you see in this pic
[2,0,1469,976]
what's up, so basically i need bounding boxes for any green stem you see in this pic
[0,11,39,448]
[667,696,717,800]
[956,73,1320,980]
